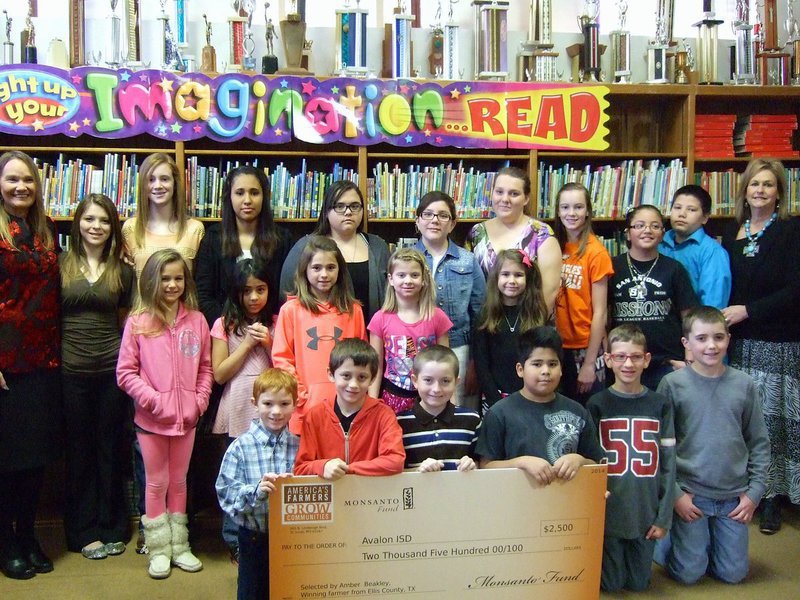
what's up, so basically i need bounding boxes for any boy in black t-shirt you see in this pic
[587,324,676,593]
[476,326,603,486]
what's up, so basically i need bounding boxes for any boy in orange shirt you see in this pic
[294,338,405,478]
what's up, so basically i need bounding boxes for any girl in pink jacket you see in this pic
[117,249,213,580]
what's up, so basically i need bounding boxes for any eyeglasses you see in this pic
[607,353,647,364]
[419,210,453,222]
[629,223,664,232]
[331,202,363,214]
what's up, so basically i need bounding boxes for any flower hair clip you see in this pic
[518,249,533,268]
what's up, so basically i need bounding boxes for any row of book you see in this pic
[697,168,800,215]
[37,153,139,218]
[184,158,358,219]
[694,114,799,159]
[35,154,800,221]
[537,159,688,219]
[367,161,506,220]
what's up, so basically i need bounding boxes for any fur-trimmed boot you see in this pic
[141,514,172,579]
[169,513,203,572]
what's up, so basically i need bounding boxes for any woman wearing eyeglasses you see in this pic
[280,180,389,321]
[413,191,486,407]
[609,204,698,390]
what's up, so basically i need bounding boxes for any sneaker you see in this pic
[759,497,782,535]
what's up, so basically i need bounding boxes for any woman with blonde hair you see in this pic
[721,158,800,535]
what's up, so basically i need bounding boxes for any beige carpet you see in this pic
[1,505,798,599]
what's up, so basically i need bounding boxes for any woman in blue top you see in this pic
[414,191,486,407]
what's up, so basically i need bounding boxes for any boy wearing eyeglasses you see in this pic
[586,323,676,593]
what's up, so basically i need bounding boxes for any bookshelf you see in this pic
[4,84,800,246]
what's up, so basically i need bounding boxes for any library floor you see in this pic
[0,505,798,599]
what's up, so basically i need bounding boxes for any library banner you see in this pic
[0,65,609,150]
[268,465,608,600]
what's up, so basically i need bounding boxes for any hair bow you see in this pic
[518,249,533,268]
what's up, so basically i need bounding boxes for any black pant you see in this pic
[0,467,44,554]
[238,527,269,600]
[62,372,130,551]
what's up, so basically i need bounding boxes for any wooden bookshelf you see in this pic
[4,84,800,244]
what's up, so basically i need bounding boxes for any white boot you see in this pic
[169,513,203,572]
[141,514,171,579]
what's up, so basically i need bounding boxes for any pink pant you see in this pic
[137,429,196,518]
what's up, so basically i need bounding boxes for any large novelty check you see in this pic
[269,465,607,600]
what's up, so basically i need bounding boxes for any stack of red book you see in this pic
[695,114,736,159]
[734,114,798,157]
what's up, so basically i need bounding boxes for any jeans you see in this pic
[601,535,656,592]
[237,527,269,600]
[655,494,749,585]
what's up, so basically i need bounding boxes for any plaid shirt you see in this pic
[216,419,300,532]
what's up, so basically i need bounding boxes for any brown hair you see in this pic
[131,248,198,335]
[607,323,648,353]
[131,153,187,248]
[292,235,357,315]
[681,305,728,337]
[734,158,789,224]
[0,150,53,250]
[553,182,594,258]
[60,194,126,294]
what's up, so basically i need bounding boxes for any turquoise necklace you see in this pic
[743,212,777,257]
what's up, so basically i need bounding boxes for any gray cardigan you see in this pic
[279,232,389,322]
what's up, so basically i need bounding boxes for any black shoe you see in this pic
[1,544,35,580]
[20,540,53,573]
[759,497,782,535]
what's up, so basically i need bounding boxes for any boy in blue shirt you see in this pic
[398,345,481,472]
[660,184,731,309]
[655,306,770,585]
[216,369,300,600]
[476,326,603,485]
[587,324,676,592]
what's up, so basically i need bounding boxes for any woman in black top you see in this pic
[721,158,800,535]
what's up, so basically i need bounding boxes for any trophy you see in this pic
[228,1,249,71]
[107,0,125,68]
[674,38,691,83]
[518,0,559,82]
[69,0,85,67]
[21,0,37,64]
[200,14,217,72]
[609,0,631,83]
[731,0,756,84]
[647,0,669,83]
[278,0,309,75]
[429,3,444,78]
[442,0,460,79]
[756,0,789,84]
[262,3,278,74]
[335,0,369,77]
[787,1,800,84]
[693,0,724,84]
[472,0,509,80]
[386,1,414,79]
[158,0,184,70]
[241,1,257,71]
[2,11,13,65]
[125,0,141,65]
[577,0,600,82]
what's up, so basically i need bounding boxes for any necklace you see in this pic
[743,212,777,257]
[626,253,659,300]
[503,307,520,332]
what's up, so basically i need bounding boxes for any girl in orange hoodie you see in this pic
[272,236,366,434]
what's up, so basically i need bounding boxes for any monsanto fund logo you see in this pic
[282,484,333,525]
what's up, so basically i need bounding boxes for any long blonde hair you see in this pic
[131,153,187,248]
[60,194,126,293]
[734,158,790,224]
[0,150,53,250]
[131,248,198,335]
[381,248,436,321]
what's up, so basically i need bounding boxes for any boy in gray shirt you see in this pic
[655,306,770,585]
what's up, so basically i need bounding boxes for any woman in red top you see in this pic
[0,151,61,580]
